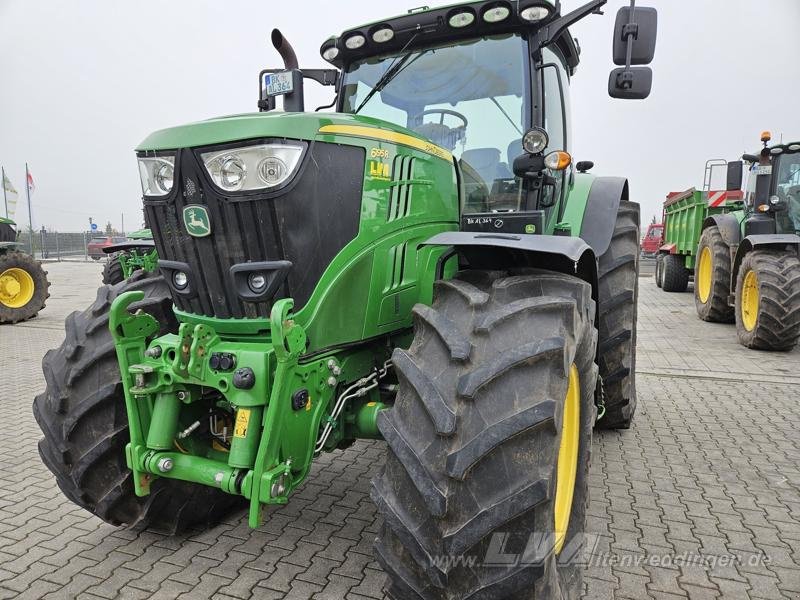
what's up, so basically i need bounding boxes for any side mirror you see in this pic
[576,161,594,173]
[609,4,657,100]
[726,161,743,191]
[609,67,652,99]
[613,7,658,65]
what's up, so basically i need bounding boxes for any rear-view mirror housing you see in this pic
[608,67,652,99]
[613,6,658,65]
[727,161,744,191]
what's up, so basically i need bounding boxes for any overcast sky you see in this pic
[1,0,798,232]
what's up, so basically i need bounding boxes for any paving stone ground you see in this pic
[1,261,799,599]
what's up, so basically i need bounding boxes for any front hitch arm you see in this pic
[109,291,160,495]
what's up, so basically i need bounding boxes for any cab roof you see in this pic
[321,0,581,75]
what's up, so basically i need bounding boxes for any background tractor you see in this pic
[0,217,50,324]
[33,2,657,598]
[101,228,158,285]
[656,133,800,350]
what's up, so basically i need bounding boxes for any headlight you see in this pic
[201,142,305,192]
[522,127,549,154]
[137,156,175,196]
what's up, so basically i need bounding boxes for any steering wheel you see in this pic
[419,108,469,129]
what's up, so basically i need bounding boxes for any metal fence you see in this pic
[15,229,110,262]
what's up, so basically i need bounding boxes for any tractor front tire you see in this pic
[33,271,246,532]
[734,250,800,351]
[595,201,639,430]
[0,250,50,324]
[694,226,734,323]
[373,270,597,600]
[661,254,689,293]
[102,256,125,285]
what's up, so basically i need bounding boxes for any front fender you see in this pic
[731,234,800,292]
[422,231,598,302]
[702,213,741,248]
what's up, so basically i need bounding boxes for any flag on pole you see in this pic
[26,170,36,195]
[2,172,18,220]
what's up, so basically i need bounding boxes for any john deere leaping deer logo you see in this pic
[182,205,211,237]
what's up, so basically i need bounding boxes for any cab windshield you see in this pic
[341,34,528,212]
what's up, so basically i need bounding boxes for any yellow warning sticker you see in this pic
[234,408,251,438]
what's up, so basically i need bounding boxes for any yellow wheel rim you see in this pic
[0,267,35,309]
[741,270,759,332]
[697,246,713,303]
[554,364,580,555]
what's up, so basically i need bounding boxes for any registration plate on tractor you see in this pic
[263,71,294,96]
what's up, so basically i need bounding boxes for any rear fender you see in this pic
[731,234,800,293]
[579,177,629,256]
[422,231,598,305]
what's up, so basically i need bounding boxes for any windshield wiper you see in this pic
[353,32,427,115]
[354,52,416,115]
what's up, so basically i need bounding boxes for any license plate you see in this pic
[263,71,294,97]
[755,165,772,176]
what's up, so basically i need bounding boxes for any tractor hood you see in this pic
[135,110,456,322]
[136,111,433,152]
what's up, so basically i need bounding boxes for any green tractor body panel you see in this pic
[559,172,595,236]
[661,188,744,270]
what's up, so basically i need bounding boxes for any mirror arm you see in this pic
[615,0,639,90]
[533,0,608,51]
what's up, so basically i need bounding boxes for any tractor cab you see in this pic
[261,0,657,233]
[742,133,800,236]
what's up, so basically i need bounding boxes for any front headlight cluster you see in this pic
[137,156,175,197]
[201,142,306,193]
[136,142,306,197]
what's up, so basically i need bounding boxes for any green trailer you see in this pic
[657,134,800,350]
[656,186,744,292]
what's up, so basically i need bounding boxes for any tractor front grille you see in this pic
[143,141,365,319]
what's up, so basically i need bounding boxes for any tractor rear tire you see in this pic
[661,254,689,293]
[33,271,246,532]
[694,226,734,323]
[373,270,598,600]
[734,250,800,351]
[102,256,125,285]
[0,250,50,324]
[595,201,639,430]
[655,254,664,288]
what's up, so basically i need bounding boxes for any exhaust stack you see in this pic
[271,29,299,70]
[271,28,304,111]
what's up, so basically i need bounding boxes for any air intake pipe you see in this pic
[271,28,304,112]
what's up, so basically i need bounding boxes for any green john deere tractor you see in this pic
[692,132,800,350]
[34,2,657,597]
[0,217,50,324]
[101,228,158,285]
